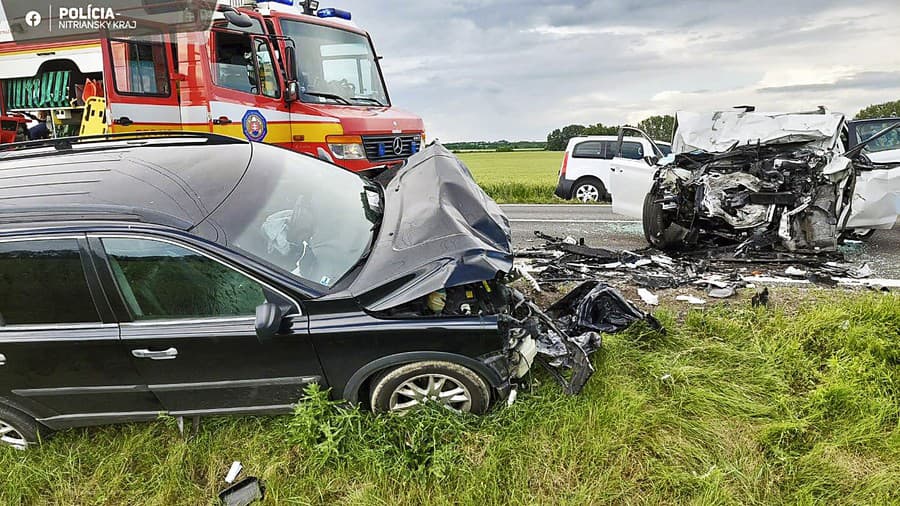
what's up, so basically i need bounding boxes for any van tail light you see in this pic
[560,152,569,178]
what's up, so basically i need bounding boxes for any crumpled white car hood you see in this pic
[672,111,845,154]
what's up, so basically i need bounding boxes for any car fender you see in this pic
[341,351,507,404]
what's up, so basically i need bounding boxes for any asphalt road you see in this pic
[501,204,900,279]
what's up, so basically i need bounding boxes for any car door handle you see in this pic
[132,348,178,360]
[212,116,232,125]
[0,353,5,366]
[114,116,133,126]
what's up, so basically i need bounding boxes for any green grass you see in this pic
[457,151,565,204]
[2,290,899,504]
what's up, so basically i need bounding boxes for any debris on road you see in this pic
[515,231,884,296]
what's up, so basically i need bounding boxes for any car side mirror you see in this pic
[286,81,300,103]
[255,303,290,343]
[645,155,659,165]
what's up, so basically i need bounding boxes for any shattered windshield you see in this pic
[211,147,378,289]
[855,120,900,153]
[280,20,389,107]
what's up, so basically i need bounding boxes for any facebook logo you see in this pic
[25,10,41,27]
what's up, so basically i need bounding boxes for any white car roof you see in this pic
[567,135,646,148]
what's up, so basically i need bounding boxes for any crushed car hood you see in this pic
[347,143,513,311]
[673,110,845,154]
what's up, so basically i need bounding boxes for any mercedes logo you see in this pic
[392,137,403,156]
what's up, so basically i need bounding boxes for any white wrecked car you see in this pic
[607,109,900,253]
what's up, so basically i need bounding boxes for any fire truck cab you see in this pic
[0,1,425,171]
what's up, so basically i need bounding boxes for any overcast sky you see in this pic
[338,0,900,142]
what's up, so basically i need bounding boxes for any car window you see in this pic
[855,121,900,153]
[620,141,645,160]
[0,239,99,326]
[572,141,605,159]
[109,39,170,96]
[101,238,268,321]
[213,31,279,98]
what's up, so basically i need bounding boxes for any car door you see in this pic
[103,36,183,132]
[610,140,657,219]
[0,236,163,428]
[89,234,322,417]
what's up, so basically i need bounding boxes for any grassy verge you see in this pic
[457,151,564,204]
[2,290,898,504]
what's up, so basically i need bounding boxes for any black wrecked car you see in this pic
[0,133,651,450]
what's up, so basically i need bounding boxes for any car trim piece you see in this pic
[0,324,118,343]
[86,233,303,316]
[123,316,255,327]
[167,404,295,417]
[149,375,318,392]
[14,384,150,397]
[341,351,506,404]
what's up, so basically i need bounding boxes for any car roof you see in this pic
[0,134,252,231]
[567,135,647,145]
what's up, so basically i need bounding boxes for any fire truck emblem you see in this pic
[241,110,268,142]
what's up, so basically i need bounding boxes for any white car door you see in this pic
[846,163,900,230]
[609,157,657,219]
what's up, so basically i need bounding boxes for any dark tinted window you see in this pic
[0,239,99,326]
[103,238,267,320]
[572,141,606,159]
[619,141,645,160]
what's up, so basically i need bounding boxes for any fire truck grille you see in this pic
[362,135,422,162]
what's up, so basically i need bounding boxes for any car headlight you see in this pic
[327,135,367,160]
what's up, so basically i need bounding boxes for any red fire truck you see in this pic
[0,1,425,171]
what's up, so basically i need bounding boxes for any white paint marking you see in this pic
[509,219,639,224]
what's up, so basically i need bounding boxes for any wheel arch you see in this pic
[341,351,506,404]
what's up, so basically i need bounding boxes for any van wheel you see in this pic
[0,406,46,450]
[572,178,607,202]
[370,361,491,414]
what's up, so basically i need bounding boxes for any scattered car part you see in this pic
[225,462,243,484]
[638,288,659,306]
[218,477,265,506]
[676,295,706,305]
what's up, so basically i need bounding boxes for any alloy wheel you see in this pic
[575,184,600,202]
[389,373,473,412]
[0,419,28,451]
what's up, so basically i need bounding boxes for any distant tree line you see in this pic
[545,115,675,151]
[444,140,546,151]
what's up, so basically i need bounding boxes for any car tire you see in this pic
[0,406,47,450]
[642,191,668,247]
[571,178,607,203]
[369,361,491,414]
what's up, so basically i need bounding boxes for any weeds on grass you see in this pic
[287,384,476,479]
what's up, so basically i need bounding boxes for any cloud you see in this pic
[339,0,900,141]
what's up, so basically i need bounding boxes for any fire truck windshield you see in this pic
[280,20,389,107]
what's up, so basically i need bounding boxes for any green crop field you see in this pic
[3,290,898,505]
[457,151,566,204]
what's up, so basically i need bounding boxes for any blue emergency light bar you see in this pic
[317,7,351,20]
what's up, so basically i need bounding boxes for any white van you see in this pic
[554,136,668,202]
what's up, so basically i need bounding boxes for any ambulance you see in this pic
[0,0,425,171]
